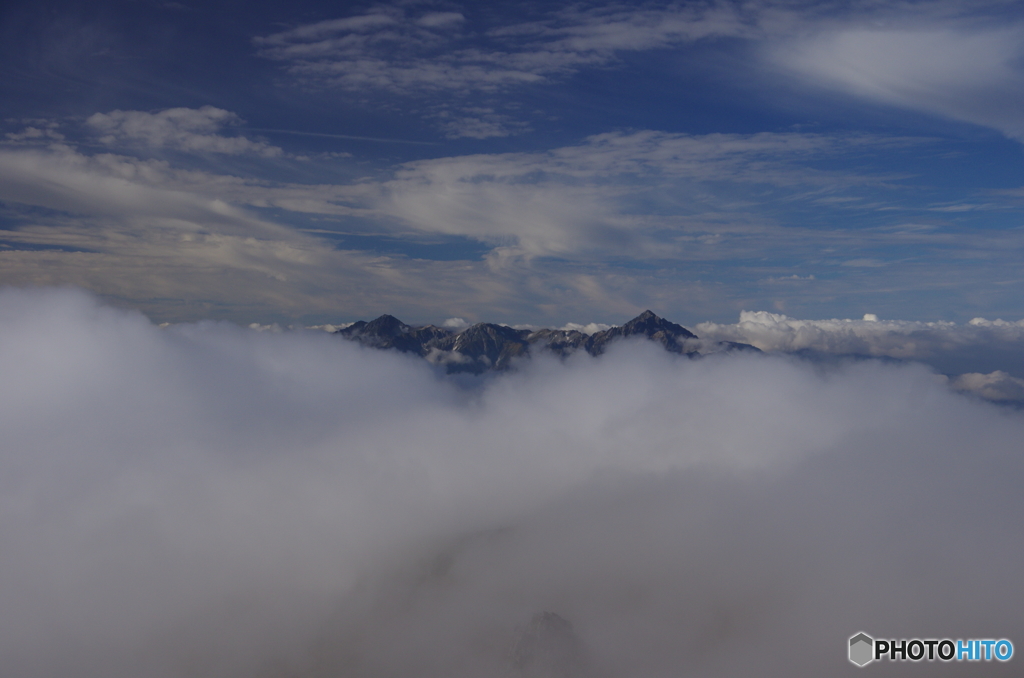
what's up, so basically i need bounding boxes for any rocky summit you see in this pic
[336,310,757,374]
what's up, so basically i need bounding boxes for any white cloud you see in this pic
[251,2,751,135]
[253,4,747,95]
[374,130,904,257]
[0,143,692,323]
[4,126,1020,323]
[4,124,65,142]
[86,106,284,156]
[0,139,713,322]
[0,144,298,240]
[0,145,424,320]
[2,288,1023,677]
[498,1,751,53]
[697,309,1024,355]
[951,370,1024,401]
[250,0,808,103]
[560,321,613,335]
[253,2,1024,143]
[697,310,1024,377]
[256,12,398,47]
[766,22,1024,140]
[418,12,465,29]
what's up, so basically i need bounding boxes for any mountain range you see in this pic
[336,310,757,374]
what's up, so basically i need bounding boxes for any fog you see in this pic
[1,288,1021,677]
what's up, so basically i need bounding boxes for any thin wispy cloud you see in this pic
[254,2,1024,142]
[86,106,284,156]
[767,26,1024,141]
[375,130,910,258]
[254,1,759,94]
[245,127,438,145]
[252,2,749,137]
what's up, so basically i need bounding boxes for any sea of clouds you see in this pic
[697,311,1024,402]
[2,288,1022,677]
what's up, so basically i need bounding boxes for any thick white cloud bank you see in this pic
[2,288,1022,678]
[697,311,1024,384]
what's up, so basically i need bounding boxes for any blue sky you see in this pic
[2,0,1024,326]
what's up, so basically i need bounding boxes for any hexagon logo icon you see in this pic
[849,632,874,667]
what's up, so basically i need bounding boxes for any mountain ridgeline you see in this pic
[336,310,757,374]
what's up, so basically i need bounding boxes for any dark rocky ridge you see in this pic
[336,310,757,374]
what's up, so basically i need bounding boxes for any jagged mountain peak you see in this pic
[620,310,696,339]
[334,311,755,373]
[435,323,531,369]
[363,314,409,336]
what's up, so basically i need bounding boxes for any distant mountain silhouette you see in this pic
[336,310,757,374]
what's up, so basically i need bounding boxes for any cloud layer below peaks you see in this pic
[1,287,1022,677]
